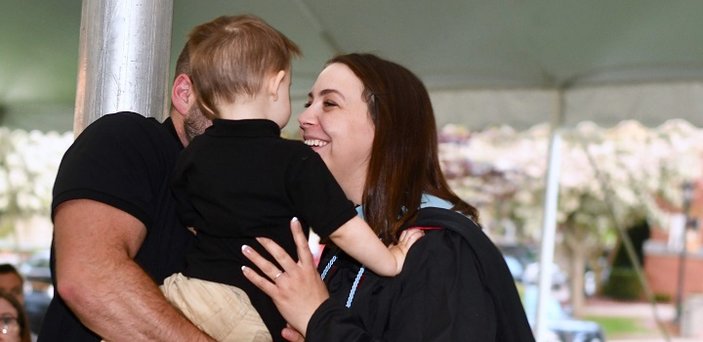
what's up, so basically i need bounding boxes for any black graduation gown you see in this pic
[307,207,535,341]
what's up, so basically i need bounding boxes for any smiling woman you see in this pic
[242,53,534,342]
[300,62,375,205]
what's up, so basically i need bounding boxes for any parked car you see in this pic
[19,250,52,335]
[497,244,537,281]
[522,261,571,308]
[503,254,525,280]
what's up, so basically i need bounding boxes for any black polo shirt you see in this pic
[41,112,192,341]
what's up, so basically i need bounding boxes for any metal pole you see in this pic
[534,88,565,341]
[74,0,173,135]
[675,181,693,327]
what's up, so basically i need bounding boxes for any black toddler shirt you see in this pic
[171,118,357,339]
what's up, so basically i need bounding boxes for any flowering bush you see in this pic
[0,128,73,219]
[440,119,703,311]
[439,119,703,243]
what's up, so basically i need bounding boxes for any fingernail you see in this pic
[242,245,251,254]
[241,265,247,272]
[291,216,299,222]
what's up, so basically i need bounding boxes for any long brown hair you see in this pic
[327,53,478,244]
[0,291,31,342]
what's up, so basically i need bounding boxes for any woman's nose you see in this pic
[298,106,316,127]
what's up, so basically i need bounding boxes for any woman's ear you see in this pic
[172,73,194,115]
[268,70,287,102]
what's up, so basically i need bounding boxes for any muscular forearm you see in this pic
[58,255,210,341]
[54,200,213,341]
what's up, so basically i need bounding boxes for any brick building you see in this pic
[644,182,703,299]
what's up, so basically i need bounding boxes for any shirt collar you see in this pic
[162,117,183,149]
[206,118,281,138]
[355,194,453,219]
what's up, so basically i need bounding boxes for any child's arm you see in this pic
[328,216,424,276]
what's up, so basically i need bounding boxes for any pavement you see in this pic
[579,298,702,342]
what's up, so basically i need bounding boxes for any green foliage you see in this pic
[0,217,13,237]
[582,315,652,338]
[602,219,650,302]
[603,267,642,300]
[653,293,671,303]
[612,220,650,268]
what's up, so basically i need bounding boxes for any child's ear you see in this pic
[269,70,287,101]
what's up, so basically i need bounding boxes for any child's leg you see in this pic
[161,273,272,342]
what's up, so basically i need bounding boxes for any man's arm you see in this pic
[53,199,213,341]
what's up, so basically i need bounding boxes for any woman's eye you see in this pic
[303,100,337,108]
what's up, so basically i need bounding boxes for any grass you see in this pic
[582,315,654,338]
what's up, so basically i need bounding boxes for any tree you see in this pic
[438,119,703,314]
[0,128,73,248]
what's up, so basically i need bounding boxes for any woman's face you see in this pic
[0,298,20,342]
[299,63,375,203]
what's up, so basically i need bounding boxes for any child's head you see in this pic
[187,15,301,123]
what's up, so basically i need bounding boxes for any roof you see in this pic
[3,1,703,130]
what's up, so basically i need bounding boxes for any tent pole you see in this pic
[534,87,564,341]
[73,0,173,135]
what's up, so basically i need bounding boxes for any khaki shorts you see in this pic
[161,273,272,342]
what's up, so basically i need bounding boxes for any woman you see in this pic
[242,53,534,341]
[0,291,31,342]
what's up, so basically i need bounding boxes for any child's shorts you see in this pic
[161,272,272,342]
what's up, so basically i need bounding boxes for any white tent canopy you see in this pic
[3,1,703,130]
[431,82,703,129]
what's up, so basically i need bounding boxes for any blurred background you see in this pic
[3,1,703,340]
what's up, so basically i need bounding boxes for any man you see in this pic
[0,264,24,304]
[36,18,233,342]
